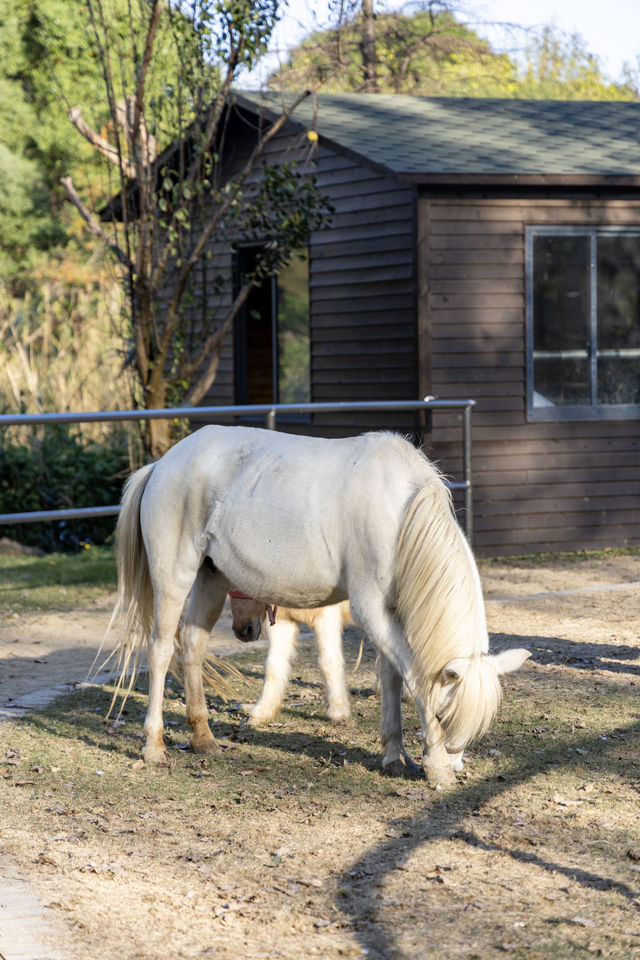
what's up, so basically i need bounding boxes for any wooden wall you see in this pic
[419,190,640,556]
[203,126,420,434]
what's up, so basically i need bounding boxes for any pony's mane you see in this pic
[393,461,488,707]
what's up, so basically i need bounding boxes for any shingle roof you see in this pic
[235,92,640,184]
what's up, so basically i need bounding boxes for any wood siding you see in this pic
[420,192,640,556]
[309,152,418,433]
[202,128,419,434]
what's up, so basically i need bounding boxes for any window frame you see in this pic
[526,225,640,422]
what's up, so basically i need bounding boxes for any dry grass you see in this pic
[2,609,640,960]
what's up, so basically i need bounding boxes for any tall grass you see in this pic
[0,264,136,445]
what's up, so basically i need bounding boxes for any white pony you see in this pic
[229,595,352,725]
[110,426,529,784]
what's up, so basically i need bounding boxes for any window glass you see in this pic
[597,236,640,405]
[276,251,310,404]
[529,228,640,417]
[532,235,590,406]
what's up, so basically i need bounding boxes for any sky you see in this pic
[242,0,640,88]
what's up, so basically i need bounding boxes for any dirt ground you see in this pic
[1,552,638,711]
[0,593,257,712]
[1,551,640,960]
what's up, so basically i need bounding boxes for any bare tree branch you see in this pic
[183,283,254,405]
[156,87,314,363]
[60,176,131,267]
[68,106,136,178]
[133,0,162,143]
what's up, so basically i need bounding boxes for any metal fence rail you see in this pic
[0,398,475,541]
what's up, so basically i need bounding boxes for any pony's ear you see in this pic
[440,658,470,684]
[488,648,531,675]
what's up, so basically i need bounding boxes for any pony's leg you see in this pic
[144,586,191,764]
[412,699,457,785]
[181,566,228,754]
[377,653,405,774]
[377,655,421,777]
[247,618,298,725]
[350,596,455,785]
[314,606,350,722]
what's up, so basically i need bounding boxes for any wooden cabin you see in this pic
[195,93,640,556]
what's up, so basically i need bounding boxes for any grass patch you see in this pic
[480,545,640,567]
[2,629,640,960]
[0,545,116,616]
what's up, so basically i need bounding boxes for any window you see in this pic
[234,246,310,407]
[526,227,640,420]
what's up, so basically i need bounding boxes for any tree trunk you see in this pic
[145,378,172,459]
[361,0,378,92]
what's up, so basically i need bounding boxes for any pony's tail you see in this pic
[101,462,156,715]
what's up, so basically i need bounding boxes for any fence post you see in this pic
[463,403,473,544]
[264,408,276,430]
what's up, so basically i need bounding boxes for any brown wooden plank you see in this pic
[313,382,418,400]
[431,367,522,385]
[312,249,414,274]
[430,263,524,280]
[312,268,414,292]
[315,368,416,385]
[430,220,523,237]
[430,234,522,251]
[313,234,414,258]
[430,278,524,296]
[314,353,414,371]
[314,338,415,356]
[433,422,640,445]
[474,513,640,536]
[319,215,415,241]
[431,337,523,354]
[468,464,640,486]
[430,293,524,310]
[431,248,523,266]
[311,313,415,340]
[433,350,524,368]
[429,308,524,325]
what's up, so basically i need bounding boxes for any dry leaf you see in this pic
[36,851,58,866]
[552,793,583,807]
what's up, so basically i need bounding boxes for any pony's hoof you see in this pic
[423,760,457,786]
[382,758,405,778]
[190,736,220,755]
[142,744,171,766]
[327,709,350,724]
[382,757,422,779]
[246,708,277,726]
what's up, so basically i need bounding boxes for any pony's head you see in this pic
[432,648,531,753]
[229,592,265,643]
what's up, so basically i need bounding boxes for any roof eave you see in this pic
[397,172,640,188]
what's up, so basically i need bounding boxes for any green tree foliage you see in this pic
[0,0,190,291]
[270,7,515,95]
[60,0,332,455]
[270,6,638,101]
[517,28,637,101]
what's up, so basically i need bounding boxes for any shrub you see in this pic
[0,427,129,551]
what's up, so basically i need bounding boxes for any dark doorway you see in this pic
[234,246,310,405]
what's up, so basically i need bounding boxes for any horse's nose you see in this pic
[233,620,261,643]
